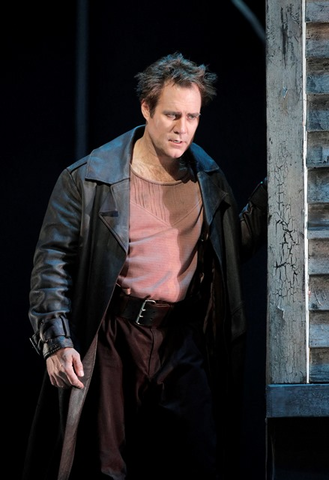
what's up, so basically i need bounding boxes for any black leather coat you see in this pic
[23,126,267,480]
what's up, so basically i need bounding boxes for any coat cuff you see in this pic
[248,177,267,210]
[42,336,75,359]
[30,316,74,359]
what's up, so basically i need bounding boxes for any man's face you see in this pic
[141,82,202,160]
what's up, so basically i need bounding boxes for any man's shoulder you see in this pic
[65,126,144,183]
[67,126,142,170]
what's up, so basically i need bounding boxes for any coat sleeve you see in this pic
[239,177,267,262]
[28,168,82,359]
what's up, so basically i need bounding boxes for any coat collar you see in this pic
[84,125,225,185]
[85,126,144,184]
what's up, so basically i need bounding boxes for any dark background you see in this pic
[3,1,267,478]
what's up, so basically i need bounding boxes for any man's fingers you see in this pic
[64,364,84,389]
[72,356,84,378]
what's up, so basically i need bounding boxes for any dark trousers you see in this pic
[72,309,219,480]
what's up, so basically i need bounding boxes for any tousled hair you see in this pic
[135,52,217,115]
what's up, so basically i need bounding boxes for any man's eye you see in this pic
[187,114,200,121]
[166,113,177,120]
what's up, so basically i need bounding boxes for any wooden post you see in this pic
[266,0,307,385]
[266,1,329,477]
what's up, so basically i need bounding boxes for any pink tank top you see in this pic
[117,167,203,302]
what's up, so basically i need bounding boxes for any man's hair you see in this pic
[135,52,217,114]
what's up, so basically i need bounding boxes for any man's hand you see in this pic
[46,347,85,389]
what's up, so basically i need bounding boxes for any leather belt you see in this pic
[114,288,177,327]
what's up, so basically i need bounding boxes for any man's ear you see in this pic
[141,101,150,121]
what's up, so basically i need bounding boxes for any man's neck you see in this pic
[131,138,188,182]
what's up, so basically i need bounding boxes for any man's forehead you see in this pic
[158,83,202,110]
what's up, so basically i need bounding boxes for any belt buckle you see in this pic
[135,298,156,325]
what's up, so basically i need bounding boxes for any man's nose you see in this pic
[174,116,188,134]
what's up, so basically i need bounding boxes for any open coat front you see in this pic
[23,126,267,480]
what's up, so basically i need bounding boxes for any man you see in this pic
[23,52,267,480]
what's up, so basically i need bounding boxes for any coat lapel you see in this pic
[197,171,227,228]
[99,180,130,253]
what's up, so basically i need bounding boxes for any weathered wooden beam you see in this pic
[310,311,329,347]
[310,348,329,381]
[267,383,329,417]
[307,58,329,94]
[307,131,329,168]
[308,238,329,273]
[309,274,329,309]
[306,23,329,58]
[308,94,329,131]
[308,168,329,202]
[306,1,329,24]
[266,0,307,384]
